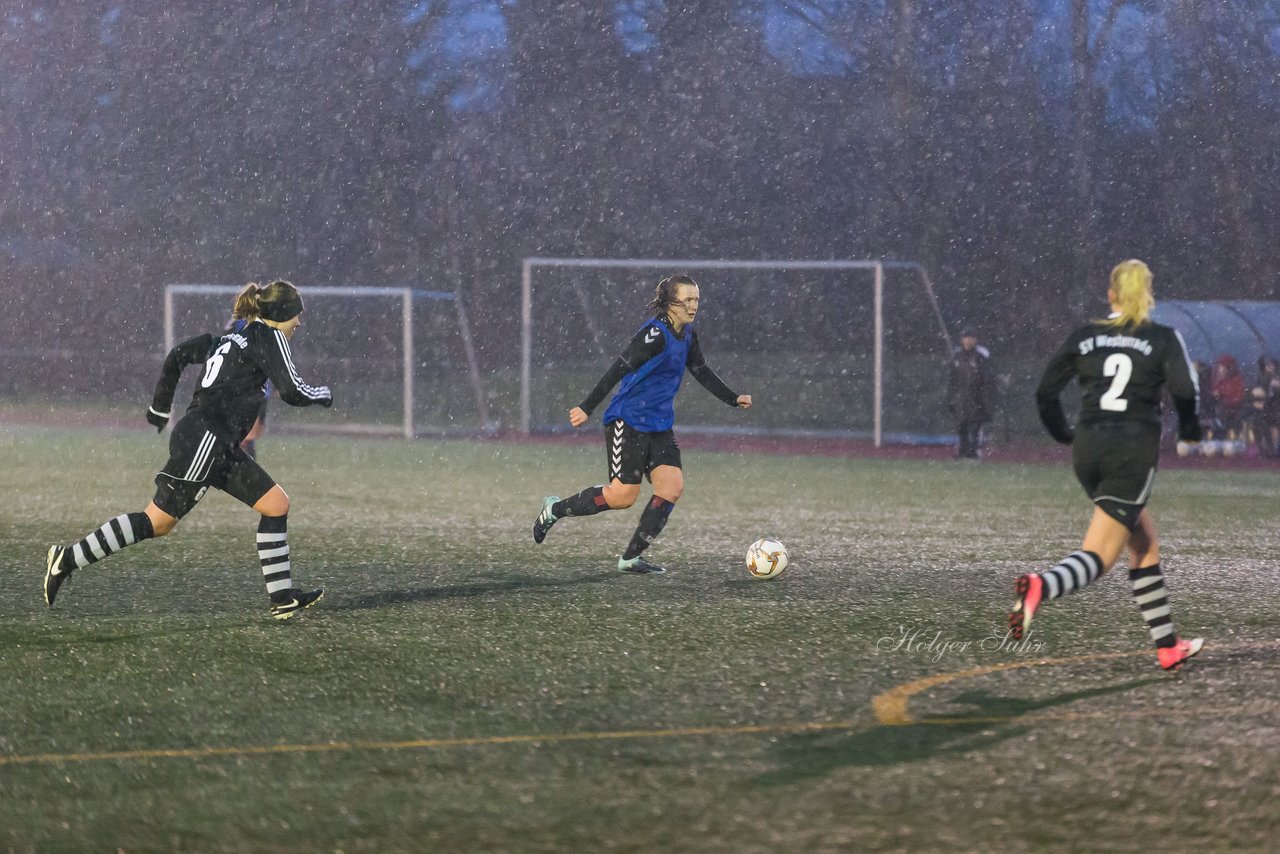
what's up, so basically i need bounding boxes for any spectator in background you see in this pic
[946,330,995,459]
[1249,357,1280,457]
[1210,354,1246,443]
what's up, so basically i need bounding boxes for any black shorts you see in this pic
[604,420,682,485]
[1072,422,1160,530]
[153,414,277,518]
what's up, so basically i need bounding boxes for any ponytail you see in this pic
[230,279,304,324]
[1103,259,1155,330]
[231,282,262,322]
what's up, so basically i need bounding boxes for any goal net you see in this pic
[164,284,491,438]
[520,258,954,446]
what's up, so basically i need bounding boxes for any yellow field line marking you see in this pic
[872,639,1280,726]
[872,650,1149,726]
[0,720,877,768]
[4,642,1273,767]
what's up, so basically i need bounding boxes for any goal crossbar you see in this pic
[520,257,949,446]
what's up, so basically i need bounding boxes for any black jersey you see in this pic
[150,319,331,442]
[1036,319,1201,444]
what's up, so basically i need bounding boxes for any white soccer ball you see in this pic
[745,538,789,580]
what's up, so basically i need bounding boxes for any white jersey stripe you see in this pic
[1172,328,1199,401]
[273,328,330,401]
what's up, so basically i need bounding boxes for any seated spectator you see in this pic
[1210,354,1246,441]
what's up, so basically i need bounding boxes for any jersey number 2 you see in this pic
[1100,353,1132,412]
[201,341,234,388]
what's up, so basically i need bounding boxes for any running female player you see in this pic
[532,274,752,573]
[1009,259,1204,670]
[228,283,271,459]
[44,280,333,619]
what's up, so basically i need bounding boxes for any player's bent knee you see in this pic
[603,484,639,509]
[253,485,290,517]
[658,481,684,502]
[651,473,684,501]
[144,504,179,537]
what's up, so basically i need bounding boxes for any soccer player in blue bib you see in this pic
[532,274,752,573]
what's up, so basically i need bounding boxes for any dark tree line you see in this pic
[2,0,1278,392]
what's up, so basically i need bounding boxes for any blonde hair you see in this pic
[231,282,260,321]
[1104,259,1155,329]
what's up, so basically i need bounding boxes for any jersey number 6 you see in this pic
[201,341,234,389]
[1100,353,1133,412]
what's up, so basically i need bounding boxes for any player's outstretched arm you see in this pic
[686,331,744,407]
[1035,337,1078,444]
[576,358,629,423]
[260,326,332,408]
[574,325,666,426]
[148,333,215,430]
[1165,328,1203,442]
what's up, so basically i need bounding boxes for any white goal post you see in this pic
[520,257,952,446]
[164,284,489,439]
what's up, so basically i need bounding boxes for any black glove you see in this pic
[319,394,333,409]
[145,408,170,432]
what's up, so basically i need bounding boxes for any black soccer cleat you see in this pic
[533,496,560,544]
[270,588,324,620]
[44,545,71,607]
[617,555,666,574]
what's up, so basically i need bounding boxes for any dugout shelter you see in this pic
[1151,300,1280,373]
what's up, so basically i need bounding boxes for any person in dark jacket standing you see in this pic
[946,330,995,459]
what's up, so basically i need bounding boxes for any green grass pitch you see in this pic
[1,425,1278,851]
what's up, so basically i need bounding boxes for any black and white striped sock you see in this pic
[63,513,154,571]
[257,515,293,601]
[1129,564,1177,649]
[1039,550,1103,600]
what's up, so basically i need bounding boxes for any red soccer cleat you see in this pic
[1008,573,1044,640]
[1157,637,1204,671]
